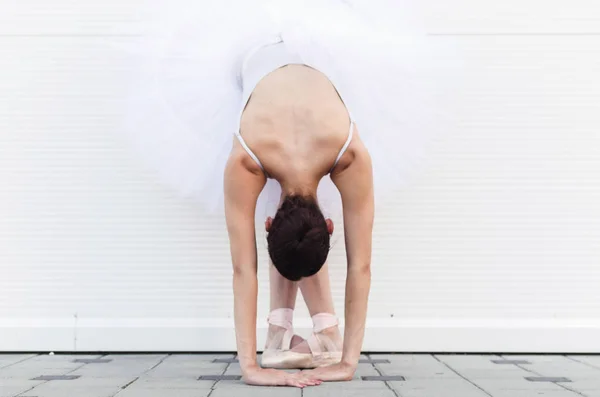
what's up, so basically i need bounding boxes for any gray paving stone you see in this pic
[28,354,102,364]
[304,387,395,397]
[66,376,138,386]
[73,358,113,364]
[138,354,227,378]
[211,388,301,397]
[375,364,459,379]
[0,355,91,378]
[579,392,600,397]
[506,356,571,364]
[100,355,168,368]
[166,354,234,364]
[19,384,123,397]
[3,359,84,370]
[471,392,579,397]
[470,378,567,392]
[374,354,445,367]
[122,377,215,390]
[355,363,380,377]
[516,357,600,379]
[396,390,489,397]
[1,354,593,396]
[104,354,168,362]
[0,354,37,368]
[0,387,33,397]
[374,355,458,379]
[143,366,227,378]
[301,379,391,397]
[115,389,210,397]
[566,378,600,392]
[567,355,600,368]
[390,378,489,397]
[456,367,533,379]
[223,362,242,376]
[71,365,157,377]
[436,355,525,371]
[0,379,43,397]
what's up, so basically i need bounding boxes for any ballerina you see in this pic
[120,0,450,387]
[224,38,373,385]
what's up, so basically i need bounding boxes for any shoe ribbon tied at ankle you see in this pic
[307,313,339,356]
[267,308,294,350]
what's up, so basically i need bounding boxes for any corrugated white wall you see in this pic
[1,0,600,352]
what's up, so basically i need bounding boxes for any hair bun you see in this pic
[297,227,324,251]
[267,194,330,281]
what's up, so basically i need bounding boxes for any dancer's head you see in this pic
[266,195,333,281]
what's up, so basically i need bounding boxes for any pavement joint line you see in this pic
[146,354,171,372]
[207,355,234,395]
[21,356,90,396]
[368,353,403,397]
[565,355,600,371]
[433,354,493,397]
[362,375,406,381]
[504,355,587,397]
[73,358,113,364]
[111,353,171,396]
[0,353,38,370]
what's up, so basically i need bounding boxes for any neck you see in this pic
[279,178,319,202]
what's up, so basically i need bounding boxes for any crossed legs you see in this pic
[263,260,343,368]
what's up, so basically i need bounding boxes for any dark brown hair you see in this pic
[267,195,330,281]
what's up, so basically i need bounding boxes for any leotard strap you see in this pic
[234,132,266,174]
[330,120,354,173]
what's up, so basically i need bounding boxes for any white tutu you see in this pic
[119,0,456,221]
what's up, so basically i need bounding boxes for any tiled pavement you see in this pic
[1,353,599,397]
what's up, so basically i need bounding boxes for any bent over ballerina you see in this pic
[122,0,449,387]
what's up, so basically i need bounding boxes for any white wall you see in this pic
[1,0,600,352]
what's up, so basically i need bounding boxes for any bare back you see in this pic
[238,65,352,184]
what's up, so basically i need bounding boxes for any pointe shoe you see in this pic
[268,313,343,369]
[300,313,343,368]
[260,308,304,369]
[304,313,343,368]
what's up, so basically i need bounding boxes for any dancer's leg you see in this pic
[269,258,298,311]
[299,261,335,315]
[265,260,304,351]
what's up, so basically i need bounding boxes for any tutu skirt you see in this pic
[120,0,454,221]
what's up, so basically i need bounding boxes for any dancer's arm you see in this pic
[325,137,374,379]
[224,153,266,374]
[336,142,374,368]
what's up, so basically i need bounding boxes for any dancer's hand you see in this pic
[302,362,356,382]
[243,366,322,387]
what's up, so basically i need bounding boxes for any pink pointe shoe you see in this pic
[294,313,343,369]
[261,308,303,369]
